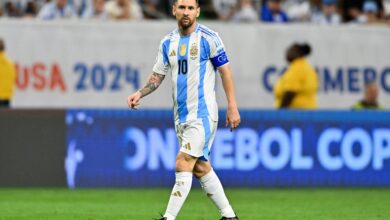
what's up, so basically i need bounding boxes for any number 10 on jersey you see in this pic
[178,59,188,75]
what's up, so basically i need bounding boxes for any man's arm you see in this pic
[280,91,296,108]
[127,72,165,109]
[218,64,241,131]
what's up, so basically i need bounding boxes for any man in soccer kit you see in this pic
[127,0,241,219]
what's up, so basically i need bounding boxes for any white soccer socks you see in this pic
[164,171,193,220]
[199,169,236,218]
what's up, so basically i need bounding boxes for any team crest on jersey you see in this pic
[190,43,198,60]
[179,44,187,56]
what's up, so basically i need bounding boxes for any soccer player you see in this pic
[127,0,240,219]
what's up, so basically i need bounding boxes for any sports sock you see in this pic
[164,172,193,220]
[199,169,236,218]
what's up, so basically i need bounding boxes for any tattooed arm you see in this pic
[127,72,165,109]
[138,72,166,97]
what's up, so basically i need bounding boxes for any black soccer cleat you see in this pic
[220,216,239,220]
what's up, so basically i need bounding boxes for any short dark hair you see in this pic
[294,43,311,56]
[0,38,4,51]
[286,43,312,62]
[364,80,376,88]
[174,0,199,6]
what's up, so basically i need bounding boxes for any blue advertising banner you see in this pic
[66,110,390,188]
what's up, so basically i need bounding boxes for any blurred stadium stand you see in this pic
[0,0,389,24]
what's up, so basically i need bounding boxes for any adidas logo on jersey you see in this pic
[169,50,176,57]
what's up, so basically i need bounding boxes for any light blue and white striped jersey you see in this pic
[153,23,229,124]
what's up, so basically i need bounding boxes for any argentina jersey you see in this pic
[153,24,229,124]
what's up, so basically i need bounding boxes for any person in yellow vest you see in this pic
[274,43,319,109]
[352,81,384,110]
[0,38,16,108]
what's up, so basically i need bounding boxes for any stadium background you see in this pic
[1,0,390,219]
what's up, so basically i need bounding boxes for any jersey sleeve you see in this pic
[208,33,229,68]
[152,38,170,75]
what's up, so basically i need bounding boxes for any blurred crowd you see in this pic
[0,0,390,24]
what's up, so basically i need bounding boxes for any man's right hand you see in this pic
[127,91,142,109]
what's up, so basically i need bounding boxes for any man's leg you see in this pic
[193,160,237,218]
[163,152,197,220]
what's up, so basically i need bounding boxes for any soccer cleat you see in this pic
[220,216,239,220]
[153,213,167,220]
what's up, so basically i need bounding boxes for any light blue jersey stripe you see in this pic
[199,26,221,47]
[201,117,211,161]
[197,36,210,119]
[162,39,170,65]
[177,36,190,123]
[199,26,220,46]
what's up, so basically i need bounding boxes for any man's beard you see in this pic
[179,17,194,30]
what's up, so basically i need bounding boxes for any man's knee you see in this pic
[175,153,196,172]
[193,161,211,179]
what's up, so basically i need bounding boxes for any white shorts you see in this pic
[175,117,217,161]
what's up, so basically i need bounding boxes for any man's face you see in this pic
[268,0,282,12]
[286,45,300,63]
[173,0,199,30]
[323,4,336,16]
[117,0,128,7]
[94,0,105,12]
[365,84,379,103]
[56,0,67,9]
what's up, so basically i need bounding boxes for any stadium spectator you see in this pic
[23,1,39,18]
[82,0,108,19]
[197,0,219,19]
[385,0,390,18]
[340,0,384,22]
[311,0,341,24]
[150,0,175,18]
[67,0,89,15]
[37,0,77,20]
[356,0,386,23]
[231,0,258,22]
[340,0,358,22]
[212,0,237,21]
[284,0,311,22]
[260,0,289,23]
[140,0,169,19]
[368,0,385,19]
[274,43,319,109]
[104,0,143,20]
[0,38,16,108]
[352,81,384,110]
[3,1,23,17]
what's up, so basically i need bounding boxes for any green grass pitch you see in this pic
[1,188,390,220]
